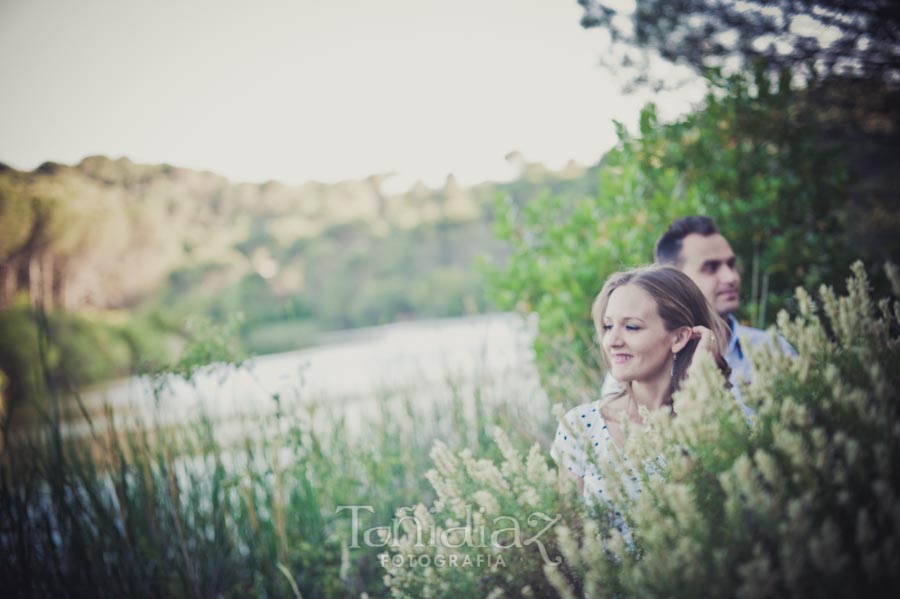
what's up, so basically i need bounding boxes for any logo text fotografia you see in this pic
[336,504,562,568]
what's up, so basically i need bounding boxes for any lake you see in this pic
[65,312,545,443]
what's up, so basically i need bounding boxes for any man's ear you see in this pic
[671,326,692,354]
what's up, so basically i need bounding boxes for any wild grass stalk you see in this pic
[0,329,551,598]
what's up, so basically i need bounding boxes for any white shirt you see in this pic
[549,400,642,505]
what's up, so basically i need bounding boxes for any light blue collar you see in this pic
[725,313,743,360]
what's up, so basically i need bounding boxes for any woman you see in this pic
[551,265,731,499]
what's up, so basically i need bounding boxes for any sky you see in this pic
[0,0,705,190]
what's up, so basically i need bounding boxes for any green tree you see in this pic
[488,71,852,400]
[576,0,900,276]
[577,0,900,86]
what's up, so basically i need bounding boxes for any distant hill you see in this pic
[0,153,602,408]
[0,155,598,314]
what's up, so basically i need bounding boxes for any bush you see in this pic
[487,71,855,402]
[387,262,900,598]
[551,261,900,597]
[382,429,580,598]
[0,304,142,409]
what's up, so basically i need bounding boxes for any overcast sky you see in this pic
[0,0,704,189]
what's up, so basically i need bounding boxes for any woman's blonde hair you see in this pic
[592,265,731,405]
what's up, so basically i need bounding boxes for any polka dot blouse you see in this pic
[550,400,642,505]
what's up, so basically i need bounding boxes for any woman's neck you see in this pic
[630,374,671,414]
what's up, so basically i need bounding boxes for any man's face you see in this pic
[678,233,741,316]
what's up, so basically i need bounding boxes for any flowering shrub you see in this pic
[553,261,900,598]
[382,428,587,598]
[390,262,900,598]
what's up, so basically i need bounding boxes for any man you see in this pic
[601,216,794,413]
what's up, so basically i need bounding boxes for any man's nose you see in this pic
[719,265,739,285]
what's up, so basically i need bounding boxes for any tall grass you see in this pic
[0,320,556,598]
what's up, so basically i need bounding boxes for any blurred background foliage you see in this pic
[0,153,593,422]
[488,69,876,400]
[3,53,899,416]
[488,0,900,401]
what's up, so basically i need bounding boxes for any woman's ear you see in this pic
[671,326,692,354]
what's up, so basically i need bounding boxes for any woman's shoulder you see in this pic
[561,399,607,429]
[552,399,610,473]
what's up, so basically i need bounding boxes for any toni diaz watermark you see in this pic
[335,504,562,567]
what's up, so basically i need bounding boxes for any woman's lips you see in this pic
[612,354,632,364]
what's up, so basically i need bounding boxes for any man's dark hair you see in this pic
[654,216,720,265]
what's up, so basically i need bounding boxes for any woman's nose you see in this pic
[604,327,623,348]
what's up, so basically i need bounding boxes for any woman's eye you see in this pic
[625,325,641,331]
[602,324,613,331]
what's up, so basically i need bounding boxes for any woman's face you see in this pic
[601,283,676,384]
